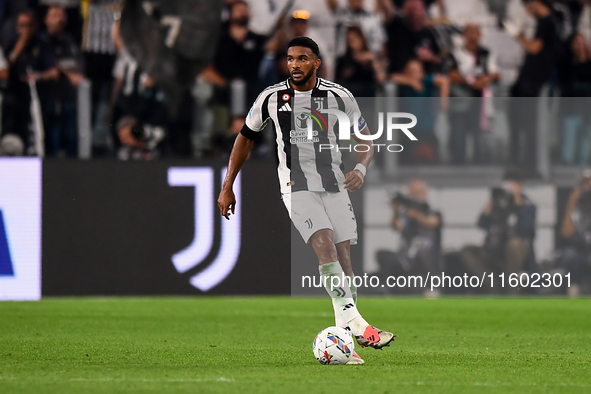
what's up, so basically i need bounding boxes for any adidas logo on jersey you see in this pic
[278,103,292,112]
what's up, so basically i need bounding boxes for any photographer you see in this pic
[461,169,537,293]
[116,116,165,161]
[559,170,591,296]
[377,180,442,294]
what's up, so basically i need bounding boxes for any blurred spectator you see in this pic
[505,0,560,176]
[244,0,290,37]
[116,116,165,160]
[392,59,449,98]
[42,5,83,157]
[191,73,215,158]
[328,0,387,59]
[461,168,537,293]
[211,116,245,158]
[560,169,591,296]
[386,0,442,76]
[210,0,267,106]
[486,0,512,25]
[0,43,8,82]
[110,48,168,157]
[506,0,560,96]
[391,0,447,17]
[335,26,386,97]
[376,179,443,295]
[0,134,25,156]
[448,23,499,165]
[82,0,121,155]
[2,10,58,150]
[39,0,83,46]
[1,0,36,45]
[265,9,315,83]
[560,33,591,164]
[392,59,448,164]
[551,0,576,41]
[577,0,591,43]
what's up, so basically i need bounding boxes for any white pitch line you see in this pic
[0,376,589,388]
[0,376,234,383]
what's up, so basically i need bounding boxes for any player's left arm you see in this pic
[344,125,373,192]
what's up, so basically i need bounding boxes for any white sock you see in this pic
[332,275,357,328]
[319,262,369,336]
[332,299,347,328]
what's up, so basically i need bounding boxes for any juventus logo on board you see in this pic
[168,167,241,292]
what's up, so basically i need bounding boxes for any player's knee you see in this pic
[311,231,338,262]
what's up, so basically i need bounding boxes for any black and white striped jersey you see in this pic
[242,78,366,194]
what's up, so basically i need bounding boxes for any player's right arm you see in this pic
[218,134,254,220]
[218,89,271,219]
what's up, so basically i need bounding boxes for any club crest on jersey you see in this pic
[313,97,324,110]
[282,93,290,101]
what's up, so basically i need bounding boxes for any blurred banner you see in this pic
[42,160,290,295]
[0,159,42,300]
[120,0,223,109]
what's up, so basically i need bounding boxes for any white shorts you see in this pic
[282,190,358,245]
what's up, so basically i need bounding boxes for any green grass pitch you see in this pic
[0,297,590,393]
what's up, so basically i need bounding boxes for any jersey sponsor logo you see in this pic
[168,167,241,292]
[300,107,328,131]
[295,113,308,128]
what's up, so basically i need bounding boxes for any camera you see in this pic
[491,186,514,210]
[130,122,166,150]
[392,192,430,214]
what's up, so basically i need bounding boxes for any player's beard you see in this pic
[290,68,314,87]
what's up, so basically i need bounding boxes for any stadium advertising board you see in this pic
[0,159,42,300]
[42,161,290,296]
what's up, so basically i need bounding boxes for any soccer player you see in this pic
[218,36,395,364]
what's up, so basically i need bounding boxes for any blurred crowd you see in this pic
[376,168,591,296]
[0,0,591,166]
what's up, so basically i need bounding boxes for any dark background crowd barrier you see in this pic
[42,160,291,295]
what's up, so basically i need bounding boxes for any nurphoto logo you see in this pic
[296,108,418,153]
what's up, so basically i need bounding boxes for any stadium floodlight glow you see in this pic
[168,167,241,292]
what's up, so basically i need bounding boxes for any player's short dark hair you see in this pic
[287,36,320,58]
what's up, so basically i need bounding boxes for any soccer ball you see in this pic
[312,326,355,365]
